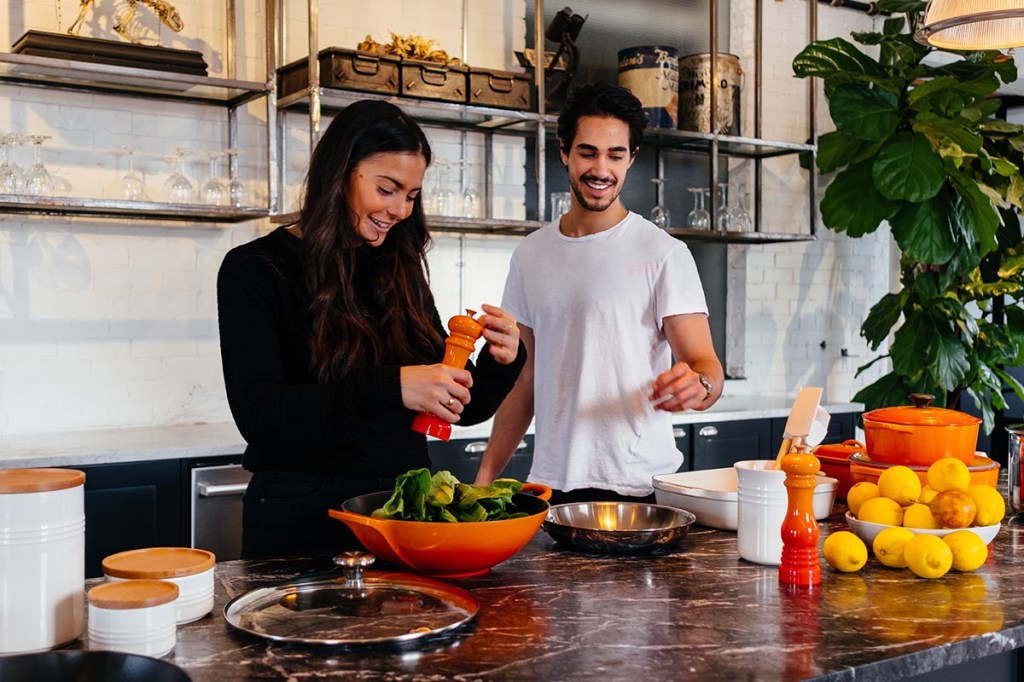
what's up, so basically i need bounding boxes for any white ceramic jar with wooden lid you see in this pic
[0,468,86,654]
[87,579,179,657]
[102,547,216,623]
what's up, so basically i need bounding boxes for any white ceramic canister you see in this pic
[0,468,86,654]
[87,579,179,657]
[735,460,788,565]
[102,547,216,624]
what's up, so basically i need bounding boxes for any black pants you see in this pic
[241,470,396,560]
[548,487,657,506]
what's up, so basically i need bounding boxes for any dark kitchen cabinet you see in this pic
[769,411,858,451]
[429,435,534,484]
[672,423,692,472]
[73,460,184,578]
[690,418,772,471]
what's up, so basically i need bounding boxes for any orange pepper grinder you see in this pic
[411,309,484,442]
[779,447,821,586]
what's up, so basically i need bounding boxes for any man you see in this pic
[474,82,724,504]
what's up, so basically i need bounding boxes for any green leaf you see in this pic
[821,161,901,236]
[829,84,901,141]
[907,76,957,109]
[816,131,882,174]
[980,120,1024,134]
[882,16,907,35]
[793,38,886,82]
[949,170,1000,255]
[913,113,983,154]
[999,246,1024,279]
[872,132,946,201]
[876,0,928,13]
[851,31,884,46]
[892,312,970,391]
[890,193,957,264]
[861,292,905,348]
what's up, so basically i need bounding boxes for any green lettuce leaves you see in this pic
[371,468,527,522]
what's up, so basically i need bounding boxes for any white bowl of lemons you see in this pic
[844,511,1000,545]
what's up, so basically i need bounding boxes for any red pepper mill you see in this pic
[411,309,484,442]
[779,447,821,586]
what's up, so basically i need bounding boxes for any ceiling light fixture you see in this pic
[916,0,1024,50]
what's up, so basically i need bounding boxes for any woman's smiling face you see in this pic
[347,151,427,246]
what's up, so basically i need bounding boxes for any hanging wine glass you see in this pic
[164,147,194,203]
[649,177,671,230]
[431,160,455,216]
[716,183,736,232]
[686,186,710,229]
[23,135,54,197]
[0,133,23,194]
[224,147,246,208]
[201,151,228,206]
[460,160,482,219]
[121,145,146,201]
[732,185,753,232]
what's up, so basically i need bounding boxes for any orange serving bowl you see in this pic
[848,452,1000,489]
[329,483,551,579]
[812,439,866,501]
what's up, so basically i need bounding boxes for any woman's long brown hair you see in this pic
[298,100,444,380]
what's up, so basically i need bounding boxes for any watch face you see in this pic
[699,373,712,397]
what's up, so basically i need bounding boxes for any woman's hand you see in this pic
[476,303,521,365]
[400,364,473,422]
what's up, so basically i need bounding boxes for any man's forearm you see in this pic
[475,373,534,484]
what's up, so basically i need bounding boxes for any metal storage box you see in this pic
[277,48,400,99]
[400,60,467,104]
[468,68,532,110]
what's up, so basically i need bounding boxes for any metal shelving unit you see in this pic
[0,1,279,223]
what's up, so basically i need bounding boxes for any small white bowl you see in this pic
[844,511,1000,545]
[652,468,838,530]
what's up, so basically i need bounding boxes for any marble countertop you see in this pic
[0,396,862,469]
[71,508,1024,681]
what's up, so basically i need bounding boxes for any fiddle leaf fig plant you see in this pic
[793,0,1024,432]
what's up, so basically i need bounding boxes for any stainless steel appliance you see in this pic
[188,459,250,562]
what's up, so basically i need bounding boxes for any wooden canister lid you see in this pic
[0,468,85,494]
[102,547,216,579]
[88,580,179,610]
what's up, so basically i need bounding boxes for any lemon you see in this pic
[904,534,953,579]
[872,526,916,568]
[857,496,904,526]
[919,486,938,505]
[823,531,868,572]
[966,484,1005,527]
[846,482,880,517]
[926,457,971,492]
[902,502,941,530]
[877,465,921,505]
[943,530,988,572]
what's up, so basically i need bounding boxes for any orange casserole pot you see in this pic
[862,394,980,467]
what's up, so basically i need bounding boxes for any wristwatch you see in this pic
[697,373,713,402]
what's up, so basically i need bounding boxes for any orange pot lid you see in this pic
[864,394,980,427]
[88,580,179,610]
[102,547,215,579]
[0,468,85,494]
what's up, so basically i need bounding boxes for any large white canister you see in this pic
[0,468,86,654]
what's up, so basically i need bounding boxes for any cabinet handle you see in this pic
[672,428,687,439]
[698,426,719,438]
[464,440,528,454]
[198,482,249,498]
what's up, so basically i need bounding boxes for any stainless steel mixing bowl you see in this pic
[542,502,696,555]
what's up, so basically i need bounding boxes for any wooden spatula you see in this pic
[772,387,824,469]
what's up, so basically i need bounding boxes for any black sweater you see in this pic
[217,227,525,477]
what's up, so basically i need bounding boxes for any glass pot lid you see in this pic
[223,552,479,646]
[862,393,981,427]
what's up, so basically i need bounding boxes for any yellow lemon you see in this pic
[943,530,988,572]
[966,484,1005,527]
[902,502,941,530]
[823,531,868,572]
[846,482,880,517]
[857,496,904,526]
[877,465,921,505]
[926,457,971,492]
[872,526,916,568]
[919,486,938,505]
[904,534,953,579]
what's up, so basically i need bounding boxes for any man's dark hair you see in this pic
[556,82,647,157]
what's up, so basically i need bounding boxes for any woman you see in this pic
[217,100,525,559]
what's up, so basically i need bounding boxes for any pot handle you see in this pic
[327,507,375,527]
[910,393,935,409]
[520,482,552,501]
[868,421,916,434]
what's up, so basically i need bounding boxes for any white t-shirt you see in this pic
[502,211,710,495]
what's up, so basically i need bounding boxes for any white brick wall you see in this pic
[0,1,894,436]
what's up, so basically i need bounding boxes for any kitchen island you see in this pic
[73,509,1024,681]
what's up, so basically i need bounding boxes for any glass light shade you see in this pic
[917,0,1024,50]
